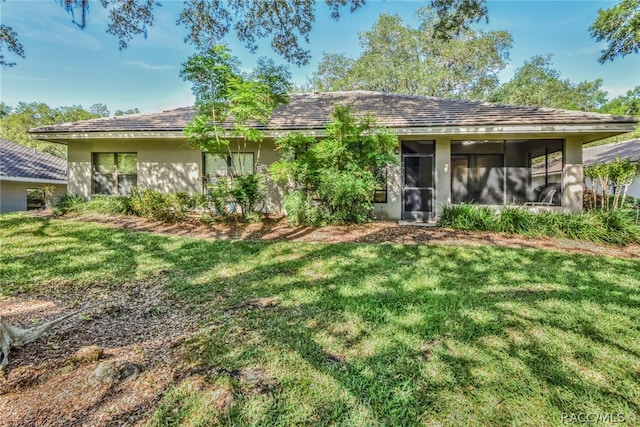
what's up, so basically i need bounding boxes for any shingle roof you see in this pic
[533,138,640,175]
[0,139,67,182]
[29,91,636,134]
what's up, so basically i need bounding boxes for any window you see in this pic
[373,168,388,203]
[93,153,137,195]
[203,152,255,183]
[26,188,45,210]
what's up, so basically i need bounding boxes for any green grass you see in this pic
[1,213,639,425]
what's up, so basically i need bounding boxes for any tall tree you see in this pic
[590,0,640,63]
[181,45,290,164]
[490,55,608,111]
[1,0,365,67]
[600,86,640,116]
[115,108,141,116]
[431,0,488,39]
[181,45,291,217]
[309,9,512,100]
[0,24,24,67]
[0,102,112,158]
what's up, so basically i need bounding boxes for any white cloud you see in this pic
[22,16,103,52]
[125,61,174,71]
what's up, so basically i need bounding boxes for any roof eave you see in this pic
[30,122,637,143]
[0,176,67,185]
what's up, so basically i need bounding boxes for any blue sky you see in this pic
[1,0,638,114]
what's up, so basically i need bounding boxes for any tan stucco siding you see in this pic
[563,137,583,212]
[0,181,66,213]
[67,139,201,197]
[258,139,284,214]
[372,158,401,220]
[435,138,452,216]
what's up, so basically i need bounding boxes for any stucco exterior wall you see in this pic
[372,158,401,220]
[64,135,591,219]
[434,138,451,216]
[563,137,583,212]
[0,181,66,214]
[67,139,202,197]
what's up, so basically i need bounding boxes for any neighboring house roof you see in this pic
[29,91,636,136]
[0,139,67,184]
[533,138,640,176]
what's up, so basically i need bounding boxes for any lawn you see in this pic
[1,213,639,425]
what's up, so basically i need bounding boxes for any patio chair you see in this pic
[524,187,557,206]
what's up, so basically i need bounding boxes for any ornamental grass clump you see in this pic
[438,204,640,245]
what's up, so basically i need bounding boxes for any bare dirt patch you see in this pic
[0,275,208,426]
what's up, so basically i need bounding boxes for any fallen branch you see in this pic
[1,305,95,368]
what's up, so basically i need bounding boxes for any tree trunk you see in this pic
[0,307,91,368]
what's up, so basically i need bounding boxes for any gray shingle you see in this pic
[29,91,636,134]
[0,139,67,181]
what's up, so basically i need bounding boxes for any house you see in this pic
[532,138,640,199]
[28,91,637,220]
[0,139,67,213]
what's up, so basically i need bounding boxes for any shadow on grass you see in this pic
[1,214,639,425]
[165,243,640,425]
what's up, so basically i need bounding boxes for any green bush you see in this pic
[85,195,132,215]
[438,205,640,245]
[53,194,131,215]
[317,170,375,223]
[283,190,329,226]
[231,174,266,217]
[437,204,498,231]
[499,208,536,235]
[270,105,398,225]
[54,194,87,214]
[129,188,189,222]
[203,175,266,221]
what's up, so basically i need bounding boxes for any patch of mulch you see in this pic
[0,275,209,426]
[46,211,640,259]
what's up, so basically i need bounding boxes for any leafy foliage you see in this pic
[0,24,25,67]
[309,8,512,100]
[590,0,640,62]
[114,108,141,116]
[490,55,608,111]
[584,157,640,210]
[5,0,364,66]
[431,0,488,39]
[181,45,290,161]
[600,86,640,116]
[0,102,109,158]
[129,189,198,222]
[270,105,398,225]
[54,194,133,215]
[438,205,640,245]
[182,45,290,218]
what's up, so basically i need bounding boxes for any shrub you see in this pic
[270,105,398,225]
[438,204,640,245]
[437,204,498,231]
[129,188,188,222]
[54,194,87,214]
[499,208,536,235]
[230,174,266,218]
[317,170,375,223]
[53,194,131,215]
[283,190,329,226]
